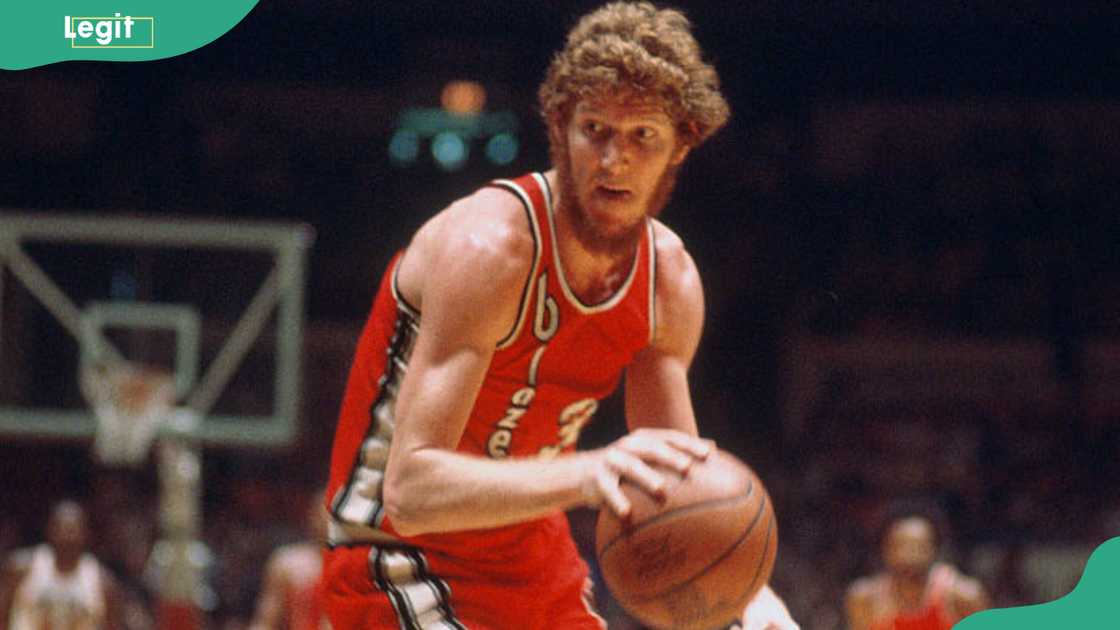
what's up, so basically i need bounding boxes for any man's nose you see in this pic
[600,137,629,173]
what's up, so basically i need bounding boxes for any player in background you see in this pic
[0,501,123,630]
[250,490,331,630]
[845,513,989,630]
[323,2,797,628]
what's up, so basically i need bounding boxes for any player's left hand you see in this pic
[739,584,800,630]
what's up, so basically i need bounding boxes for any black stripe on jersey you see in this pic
[484,180,540,349]
[369,547,417,630]
[367,546,467,630]
[406,549,467,630]
[331,306,418,531]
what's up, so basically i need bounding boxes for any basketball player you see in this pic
[324,3,797,628]
[0,501,123,630]
[249,490,331,630]
[845,514,989,630]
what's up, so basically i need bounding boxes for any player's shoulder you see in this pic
[650,219,701,299]
[1,547,35,579]
[846,574,886,602]
[417,184,534,281]
[945,566,987,604]
[399,181,535,313]
[271,542,320,565]
[645,219,704,351]
[650,219,690,266]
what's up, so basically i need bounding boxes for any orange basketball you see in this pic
[595,449,778,630]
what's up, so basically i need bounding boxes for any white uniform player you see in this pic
[0,502,121,630]
[9,544,107,630]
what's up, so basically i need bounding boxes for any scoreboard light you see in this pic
[431,132,468,171]
[441,80,487,115]
[389,82,519,170]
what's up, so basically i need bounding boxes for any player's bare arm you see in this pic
[382,192,712,535]
[625,220,705,436]
[587,220,713,518]
[950,573,990,621]
[248,549,289,630]
[844,578,876,630]
[624,223,796,630]
[0,552,31,630]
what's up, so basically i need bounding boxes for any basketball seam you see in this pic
[614,492,769,604]
[740,508,776,604]
[597,477,754,559]
[662,508,775,624]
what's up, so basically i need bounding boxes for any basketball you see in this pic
[595,449,778,630]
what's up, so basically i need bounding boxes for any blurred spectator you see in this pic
[248,490,330,630]
[845,512,989,630]
[0,501,124,630]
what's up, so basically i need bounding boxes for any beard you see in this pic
[551,137,681,257]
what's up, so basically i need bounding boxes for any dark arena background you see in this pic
[2,2,1119,629]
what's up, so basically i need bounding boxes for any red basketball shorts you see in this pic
[323,544,606,630]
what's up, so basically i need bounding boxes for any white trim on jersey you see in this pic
[528,345,547,387]
[541,177,644,314]
[581,577,610,630]
[490,178,544,350]
[331,303,418,541]
[391,257,421,319]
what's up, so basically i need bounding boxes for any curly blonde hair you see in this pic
[539,2,730,147]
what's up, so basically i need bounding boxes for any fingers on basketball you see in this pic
[595,449,778,630]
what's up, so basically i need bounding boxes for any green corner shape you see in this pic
[1,1,259,70]
[956,537,1120,629]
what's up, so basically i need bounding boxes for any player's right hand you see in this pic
[582,428,713,519]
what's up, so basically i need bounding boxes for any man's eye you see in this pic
[584,122,603,135]
[636,127,657,140]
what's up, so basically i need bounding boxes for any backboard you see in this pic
[0,211,313,447]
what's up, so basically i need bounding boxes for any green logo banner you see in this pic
[957,537,1120,629]
[1,1,259,70]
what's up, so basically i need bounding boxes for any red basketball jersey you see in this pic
[871,564,957,630]
[325,171,655,575]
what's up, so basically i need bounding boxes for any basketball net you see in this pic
[79,359,177,467]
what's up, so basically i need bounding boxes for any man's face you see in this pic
[47,503,89,568]
[883,517,937,580]
[553,92,688,254]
